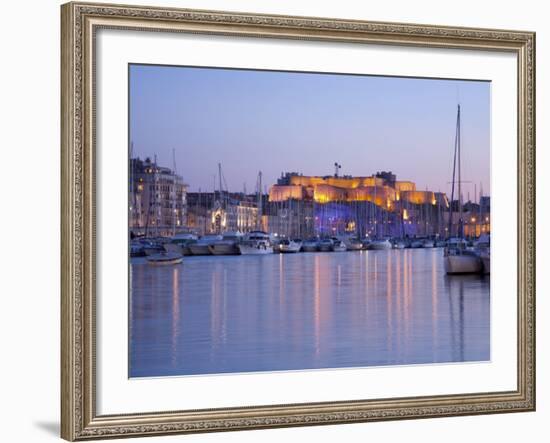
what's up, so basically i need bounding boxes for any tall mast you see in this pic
[257,171,263,230]
[448,104,460,238]
[130,142,135,231]
[154,154,159,237]
[172,148,177,236]
[457,105,463,238]
[218,163,223,207]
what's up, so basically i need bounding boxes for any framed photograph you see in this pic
[61,2,536,440]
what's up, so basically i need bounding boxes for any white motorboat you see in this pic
[302,239,319,252]
[208,231,243,255]
[318,238,334,252]
[345,238,363,251]
[188,234,222,256]
[146,251,183,265]
[238,231,273,255]
[368,239,392,250]
[279,238,302,253]
[444,238,482,274]
[331,238,347,252]
[393,240,406,249]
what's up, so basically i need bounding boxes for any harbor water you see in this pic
[130,249,490,377]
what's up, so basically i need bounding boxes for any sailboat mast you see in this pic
[172,148,177,236]
[154,154,159,237]
[218,163,223,207]
[457,105,463,238]
[257,171,263,230]
[130,142,136,232]
[448,104,460,238]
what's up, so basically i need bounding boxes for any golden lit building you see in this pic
[269,171,446,209]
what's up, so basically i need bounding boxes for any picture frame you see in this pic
[61,1,536,440]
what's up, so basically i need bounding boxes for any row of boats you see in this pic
[132,231,451,258]
[132,231,489,275]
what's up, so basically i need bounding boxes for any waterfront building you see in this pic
[446,198,491,238]
[129,157,188,237]
[268,171,455,238]
[186,192,259,235]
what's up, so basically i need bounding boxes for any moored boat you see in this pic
[130,240,146,257]
[318,238,334,252]
[422,239,435,248]
[208,231,243,255]
[163,233,198,256]
[368,239,392,250]
[238,231,273,255]
[474,234,490,274]
[331,238,347,252]
[140,238,166,256]
[410,239,423,249]
[302,238,319,252]
[146,251,183,265]
[393,240,406,249]
[279,238,302,253]
[444,239,482,274]
[188,234,222,256]
[444,105,483,275]
[344,238,363,251]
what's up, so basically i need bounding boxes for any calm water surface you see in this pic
[130,249,490,377]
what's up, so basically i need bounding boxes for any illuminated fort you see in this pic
[261,170,457,239]
[269,171,448,209]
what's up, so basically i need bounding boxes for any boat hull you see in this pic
[146,252,183,265]
[280,244,301,253]
[208,242,240,255]
[238,244,273,255]
[302,244,319,252]
[143,246,164,256]
[188,244,213,256]
[444,254,482,274]
[163,243,184,255]
[368,241,392,250]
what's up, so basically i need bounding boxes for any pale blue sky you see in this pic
[129,64,490,199]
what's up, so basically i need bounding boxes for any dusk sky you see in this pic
[129,64,490,199]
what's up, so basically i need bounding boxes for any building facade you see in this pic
[129,157,187,237]
[267,171,459,239]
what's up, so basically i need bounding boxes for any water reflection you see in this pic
[130,249,490,377]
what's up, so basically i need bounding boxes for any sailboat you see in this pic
[444,105,482,274]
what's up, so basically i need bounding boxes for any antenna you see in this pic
[334,162,342,177]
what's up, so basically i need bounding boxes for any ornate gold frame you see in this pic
[61,2,536,440]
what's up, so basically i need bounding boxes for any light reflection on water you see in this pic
[130,249,490,377]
